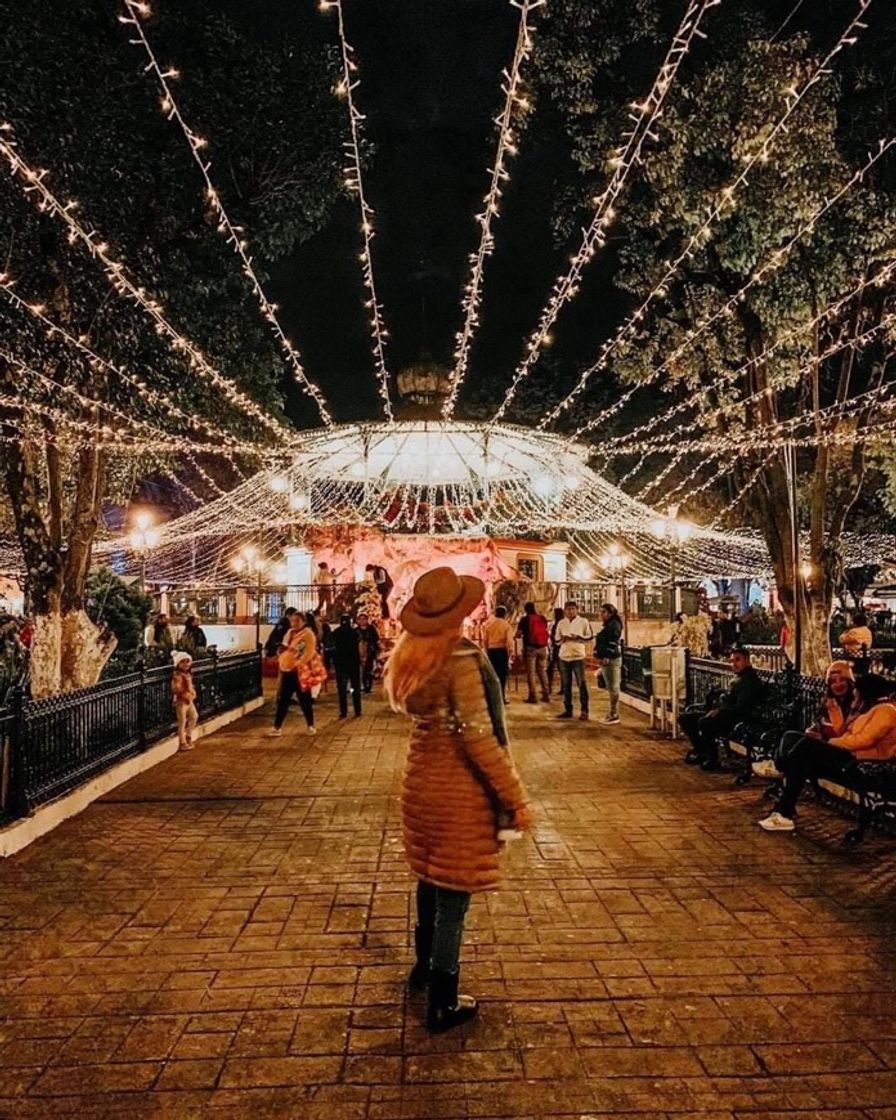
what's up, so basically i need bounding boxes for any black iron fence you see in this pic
[0,650,261,824]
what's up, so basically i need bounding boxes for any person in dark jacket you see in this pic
[264,607,296,658]
[678,646,765,771]
[356,610,380,692]
[594,603,623,725]
[331,614,362,718]
[179,615,208,658]
[547,607,565,696]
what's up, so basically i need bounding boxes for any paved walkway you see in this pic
[2,685,896,1119]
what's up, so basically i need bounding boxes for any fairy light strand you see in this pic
[443,0,543,419]
[493,0,722,423]
[320,0,394,421]
[0,275,267,456]
[572,133,895,443]
[596,256,896,454]
[539,0,874,432]
[0,124,293,441]
[120,2,334,428]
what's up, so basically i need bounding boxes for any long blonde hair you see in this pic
[384,626,462,711]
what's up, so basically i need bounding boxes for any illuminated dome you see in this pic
[101,420,784,586]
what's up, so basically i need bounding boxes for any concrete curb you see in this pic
[0,695,265,859]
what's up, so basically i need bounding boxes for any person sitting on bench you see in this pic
[679,646,765,771]
[759,672,896,833]
[758,660,857,779]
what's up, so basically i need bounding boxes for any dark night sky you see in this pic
[195,0,857,426]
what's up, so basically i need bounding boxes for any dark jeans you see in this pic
[560,659,588,715]
[678,709,732,763]
[335,661,362,717]
[486,648,509,698]
[777,736,855,819]
[416,880,471,973]
[547,643,561,691]
[362,654,376,693]
[274,670,314,729]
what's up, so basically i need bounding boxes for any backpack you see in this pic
[527,613,549,648]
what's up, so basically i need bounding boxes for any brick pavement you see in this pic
[1,683,896,1119]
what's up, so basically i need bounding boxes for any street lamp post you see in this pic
[128,511,159,596]
[650,507,693,623]
[599,542,631,645]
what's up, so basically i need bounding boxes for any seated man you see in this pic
[678,646,765,771]
[759,673,896,832]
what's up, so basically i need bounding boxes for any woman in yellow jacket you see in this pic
[760,673,896,832]
[385,567,532,1032]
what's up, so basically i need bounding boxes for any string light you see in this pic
[535,0,874,431]
[321,0,394,421]
[0,277,267,456]
[596,257,896,454]
[572,133,895,440]
[493,0,722,423]
[0,125,294,441]
[607,297,896,459]
[710,451,776,528]
[443,0,544,419]
[120,2,334,428]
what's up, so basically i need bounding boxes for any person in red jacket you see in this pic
[759,673,896,832]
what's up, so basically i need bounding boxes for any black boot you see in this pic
[408,924,432,992]
[426,968,478,1032]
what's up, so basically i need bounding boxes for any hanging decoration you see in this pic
[320,0,395,421]
[120,1,335,428]
[0,123,294,441]
[443,0,543,419]
[493,0,722,423]
[534,0,874,431]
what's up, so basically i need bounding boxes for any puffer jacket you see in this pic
[401,639,529,894]
[829,701,896,761]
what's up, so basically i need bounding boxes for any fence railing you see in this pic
[0,650,261,824]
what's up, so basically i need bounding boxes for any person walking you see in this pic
[384,567,533,1032]
[171,651,198,751]
[516,601,550,704]
[481,604,514,700]
[331,614,363,718]
[555,601,593,721]
[547,607,565,696]
[356,610,380,692]
[594,602,623,725]
[264,606,296,658]
[268,612,319,737]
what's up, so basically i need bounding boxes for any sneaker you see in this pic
[306,725,317,736]
[758,811,795,832]
[266,728,283,738]
[540,695,551,703]
[602,715,620,725]
[752,759,781,779]
[556,712,573,720]
[578,712,589,722]
[683,751,702,765]
[524,697,538,705]
[179,742,193,752]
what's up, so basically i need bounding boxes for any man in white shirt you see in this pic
[555,601,593,721]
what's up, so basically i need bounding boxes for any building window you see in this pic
[517,554,542,581]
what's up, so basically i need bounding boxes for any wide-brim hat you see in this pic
[400,566,484,636]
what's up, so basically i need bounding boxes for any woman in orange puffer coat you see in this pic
[385,567,532,1033]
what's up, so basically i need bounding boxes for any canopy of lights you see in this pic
[93,419,894,588]
[2,0,894,593]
